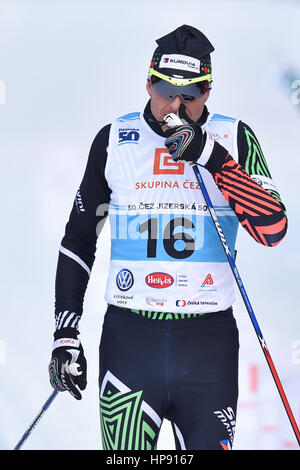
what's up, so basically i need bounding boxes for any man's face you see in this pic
[146,79,210,128]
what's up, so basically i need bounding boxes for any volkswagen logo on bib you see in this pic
[116,269,134,291]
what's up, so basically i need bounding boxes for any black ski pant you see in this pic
[99,304,239,450]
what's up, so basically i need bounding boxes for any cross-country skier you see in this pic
[48,25,287,450]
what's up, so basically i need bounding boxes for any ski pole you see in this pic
[164,112,300,446]
[14,389,58,450]
[192,162,300,447]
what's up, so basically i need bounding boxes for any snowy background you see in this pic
[0,0,299,450]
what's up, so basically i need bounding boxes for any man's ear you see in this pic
[146,79,152,96]
[204,89,210,102]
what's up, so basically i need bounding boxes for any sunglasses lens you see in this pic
[151,76,205,102]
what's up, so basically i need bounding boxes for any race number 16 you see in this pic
[139,216,195,259]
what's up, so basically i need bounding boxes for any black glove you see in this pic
[49,327,87,400]
[164,123,206,163]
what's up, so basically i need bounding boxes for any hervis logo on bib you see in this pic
[145,272,174,288]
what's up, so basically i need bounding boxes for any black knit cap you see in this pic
[149,25,215,80]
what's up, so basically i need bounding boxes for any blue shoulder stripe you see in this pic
[210,113,237,123]
[117,112,140,122]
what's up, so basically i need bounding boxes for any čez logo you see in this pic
[118,128,140,145]
[116,269,134,291]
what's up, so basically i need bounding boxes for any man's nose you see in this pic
[168,95,183,113]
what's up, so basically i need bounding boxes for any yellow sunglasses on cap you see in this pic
[148,67,212,87]
[148,67,212,102]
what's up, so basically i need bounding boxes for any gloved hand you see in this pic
[164,121,215,166]
[48,327,87,400]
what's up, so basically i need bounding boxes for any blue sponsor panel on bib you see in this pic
[109,213,238,263]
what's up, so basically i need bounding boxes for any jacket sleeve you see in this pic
[204,121,287,247]
[54,124,111,330]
